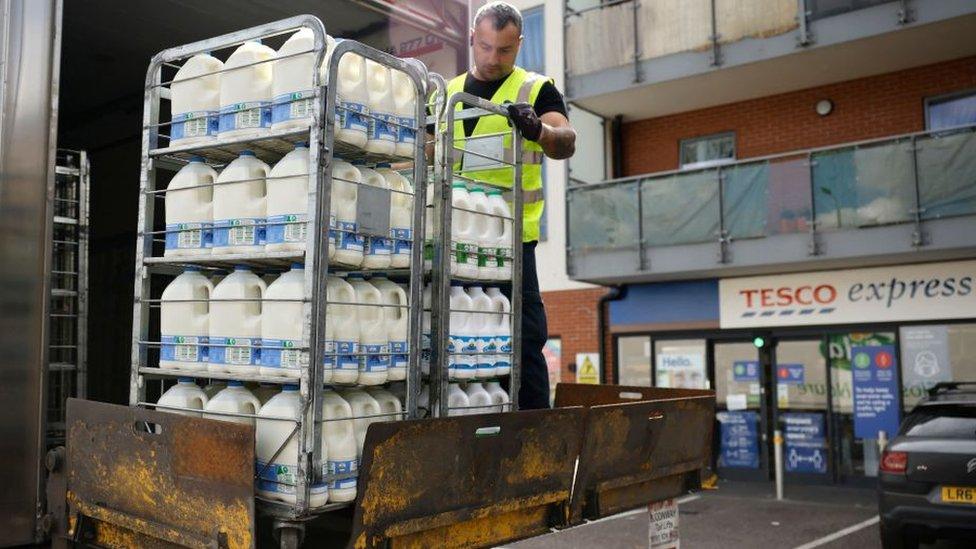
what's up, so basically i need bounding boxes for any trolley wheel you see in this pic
[275,525,304,549]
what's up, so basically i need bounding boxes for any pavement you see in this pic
[504,480,972,549]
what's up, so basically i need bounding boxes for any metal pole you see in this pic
[878,430,888,453]
[774,429,784,500]
[631,0,642,83]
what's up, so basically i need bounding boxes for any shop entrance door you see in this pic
[714,341,769,481]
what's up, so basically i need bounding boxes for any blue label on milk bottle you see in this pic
[266,214,307,245]
[212,218,266,249]
[337,221,364,252]
[335,340,359,374]
[272,89,314,125]
[391,227,412,256]
[361,343,389,373]
[366,236,392,258]
[171,111,218,141]
[397,116,416,145]
[390,340,408,371]
[260,339,306,370]
[209,337,260,367]
[165,222,212,252]
[368,112,398,143]
[219,101,272,134]
[337,101,368,133]
[161,335,208,363]
[326,459,358,490]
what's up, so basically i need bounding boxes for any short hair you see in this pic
[474,1,523,34]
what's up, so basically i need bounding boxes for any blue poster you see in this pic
[733,360,759,382]
[851,345,901,439]
[777,363,804,384]
[718,410,760,469]
[782,412,827,474]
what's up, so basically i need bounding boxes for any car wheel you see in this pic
[880,521,917,549]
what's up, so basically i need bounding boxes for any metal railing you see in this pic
[566,123,976,268]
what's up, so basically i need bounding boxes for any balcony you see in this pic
[564,0,976,119]
[566,124,976,284]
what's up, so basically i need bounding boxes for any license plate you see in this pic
[941,486,976,504]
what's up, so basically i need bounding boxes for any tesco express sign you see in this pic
[719,260,976,328]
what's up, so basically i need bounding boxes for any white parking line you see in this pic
[791,515,880,549]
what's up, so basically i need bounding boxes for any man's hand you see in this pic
[506,102,543,142]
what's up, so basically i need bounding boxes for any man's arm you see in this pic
[536,111,576,160]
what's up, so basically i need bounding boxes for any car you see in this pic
[878,382,976,549]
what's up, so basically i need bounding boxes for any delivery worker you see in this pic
[448,1,576,409]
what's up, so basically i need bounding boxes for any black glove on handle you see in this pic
[506,102,543,142]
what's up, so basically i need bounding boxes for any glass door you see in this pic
[773,339,832,485]
[714,341,767,481]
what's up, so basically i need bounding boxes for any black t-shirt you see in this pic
[460,71,568,137]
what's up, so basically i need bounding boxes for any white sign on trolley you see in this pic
[720,260,976,329]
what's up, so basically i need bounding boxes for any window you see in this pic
[655,339,709,389]
[902,406,976,439]
[901,324,976,408]
[516,6,548,239]
[617,336,651,386]
[927,91,976,131]
[679,132,736,170]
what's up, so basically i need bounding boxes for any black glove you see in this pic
[506,102,543,142]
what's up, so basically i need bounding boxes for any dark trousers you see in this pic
[517,241,550,409]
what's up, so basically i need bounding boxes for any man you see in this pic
[447,1,576,409]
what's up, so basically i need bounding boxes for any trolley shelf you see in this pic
[53,216,78,225]
[149,126,312,163]
[332,139,415,165]
[51,288,78,297]
[144,251,303,269]
[139,367,308,385]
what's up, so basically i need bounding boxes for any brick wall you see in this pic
[542,287,610,383]
[622,56,976,175]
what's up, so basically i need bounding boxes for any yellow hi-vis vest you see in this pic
[446,67,549,243]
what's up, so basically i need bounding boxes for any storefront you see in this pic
[611,259,976,486]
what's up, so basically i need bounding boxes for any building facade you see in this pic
[561,0,976,486]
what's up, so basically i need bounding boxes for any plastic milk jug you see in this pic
[323,42,368,148]
[486,287,512,376]
[464,382,494,415]
[451,184,478,278]
[331,161,364,266]
[170,54,222,146]
[447,383,470,416]
[327,276,360,384]
[219,40,275,138]
[322,389,357,502]
[357,166,393,269]
[203,381,261,425]
[266,143,309,252]
[346,275,389,385]
[418,385,430,417]
[484,381,510,413]
[212,151,268,254]
[157,378,208,417]
[256,385,328,507]
[272,29,334,131]
[160,267,213,371]
[366,387,402,420]
[253,383,278,405]
[465,286,495,378]
[260,264,305,379]
[449,283,476,380]
[377,166,413,269]
[391,68,417,158]
[203,380,227,399]
[209,266,266,375]
[370,277,408,381]
[165,157,216,257]
[467,188,492,279]
[487,190,513,280]
[341,388,382,457]
[364,60,397,155]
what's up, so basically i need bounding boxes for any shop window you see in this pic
[655,339,709,389]
[926,90,976,131]
[616,335,651,386]
[900,323,976,409]
[679,132,736,170]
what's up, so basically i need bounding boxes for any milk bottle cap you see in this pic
[452,183,467,190]
[184,266,201,272]
[451,280,464,288]
[177,377,195,383]
[189,156,206,163]
[240,150,256,157]
[487,189,502,196]
[227,380,244,387]
[347,273,365,280]
[291,263,304,269]
[470,187,485,193]
[283,384,299,391]
[376,163,391,168]
[294,142,308,149]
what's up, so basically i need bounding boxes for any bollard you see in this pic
[774,429,784,500]
[878,430,888,453]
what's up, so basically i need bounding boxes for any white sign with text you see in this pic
[720,260,976,328]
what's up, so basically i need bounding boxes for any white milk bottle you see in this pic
[447,383,470,416]
[366,387,402,420]
[160,267,213,372]
[253,383,278,405]
[418,385,430,417]
[391,69,417,158]
[465,286,495,379]
[377,166,414,269]
[256,385,328,507]
[266,143,310,253]
[322,389,357,502]
[219,40,275,138]
[212,151,268,255]
[272,29,334,131]
[468,187,493,279]
[324,42,368,148]
[157,378,208,417]
[464,382,494,415]
[370,277,408,381]
[331,161,364,266]
[170,54,222,146]
[209,266,266,375]
[357,166,393,269]
[364,60,397,156]
[449,283,476,380]
[260,264,306,379]
[484,381,510,413]
[346,275,389,385]
[203,380,227,399]
[487,189,513,281]
[486,287,512,376]
[165,157,216,257]
[451,184,478,278]
[204,381,261,425]
[327,276,360,384]
[341,388,382,457]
